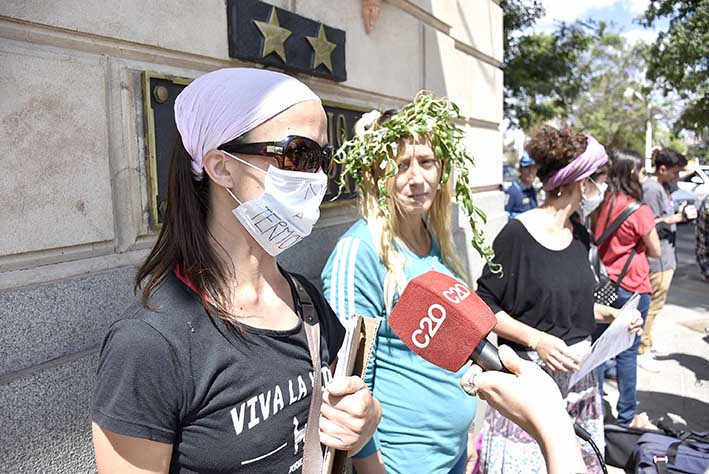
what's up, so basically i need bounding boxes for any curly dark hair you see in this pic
[525,125,588,182]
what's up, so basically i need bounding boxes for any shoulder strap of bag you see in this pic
[596,201,642,245]
[616,246,638,286]
[288,273,323,474]
[601,200,642,286]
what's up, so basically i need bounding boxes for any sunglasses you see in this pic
[219,135,332,173]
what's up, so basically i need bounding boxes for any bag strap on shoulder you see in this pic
[616,246,638,286]
[596,200,642,245]
[287,273,324,474]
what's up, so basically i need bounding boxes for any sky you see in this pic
[530,0,669,44]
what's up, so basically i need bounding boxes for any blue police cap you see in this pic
[519,152,536,168]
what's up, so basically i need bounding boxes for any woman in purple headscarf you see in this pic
[475,126,643,474]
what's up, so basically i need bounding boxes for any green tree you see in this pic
[572,32,650,154]
[641,0,709,134]
[501,1,594,130]
[501,0,543,36]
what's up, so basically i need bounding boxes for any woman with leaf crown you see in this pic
[321,92,497,474]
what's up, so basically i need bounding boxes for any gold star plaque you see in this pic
[253,7,292,62]
[306,24,337,72]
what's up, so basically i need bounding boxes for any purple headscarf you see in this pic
[542,135,609,191]
[174,68,320,180]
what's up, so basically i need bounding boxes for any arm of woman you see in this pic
[93,423,172,474]
[351,451,387,474]
[594,303,619,324]
[642,228,661,258]
[92,320,182,473]
[493,310,580,372]
[594,304,643,335]
[633,205,661,258]
[465,431,479,474]
[460,346,587,474]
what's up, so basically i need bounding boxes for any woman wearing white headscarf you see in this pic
[92,68,380,473]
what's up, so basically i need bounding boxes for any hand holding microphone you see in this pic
[461,345,566,433]
[388,270,604,473]
[460,346,587,474]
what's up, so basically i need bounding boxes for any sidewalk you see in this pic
[604,223,709,472]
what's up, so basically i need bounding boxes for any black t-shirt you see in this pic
[476,219,596,351]
[92,271,345,474]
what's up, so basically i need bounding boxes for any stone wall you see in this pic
[0,1,505,471]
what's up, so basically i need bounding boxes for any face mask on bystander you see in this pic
[580,179,607,218]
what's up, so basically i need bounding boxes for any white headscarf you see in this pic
[174,68,321,179]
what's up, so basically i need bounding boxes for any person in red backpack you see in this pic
[594,149,661,426]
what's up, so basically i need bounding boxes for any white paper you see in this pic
[568,294,640,389]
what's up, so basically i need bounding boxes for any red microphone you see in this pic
[389,271,597,446]
[388,270,506,373]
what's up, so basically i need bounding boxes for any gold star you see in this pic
[306,24,337,72]
[253,7,291,63]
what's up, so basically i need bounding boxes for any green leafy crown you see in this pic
[334,91,501,273]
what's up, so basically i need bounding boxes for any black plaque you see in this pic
[227,0,346,82]
[322,103,362,205]
[143,73,362,228]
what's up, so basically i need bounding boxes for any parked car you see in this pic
[670,165,709,214]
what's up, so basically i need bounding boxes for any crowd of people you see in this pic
[90,67,701,474]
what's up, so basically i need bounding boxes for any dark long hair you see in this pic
[134,136,235,321]
[608,149,644,201]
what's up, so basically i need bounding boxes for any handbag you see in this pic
[590,196,642,305]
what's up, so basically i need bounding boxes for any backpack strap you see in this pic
[287,273,323,474]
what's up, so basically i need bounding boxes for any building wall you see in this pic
[0,1,505,471]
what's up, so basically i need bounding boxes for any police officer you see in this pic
[505,151,539,218]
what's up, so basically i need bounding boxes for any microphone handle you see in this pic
[469,339,592,443]
[471,339,511,373]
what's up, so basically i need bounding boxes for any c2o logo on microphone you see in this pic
[411,304,446,349]
[442,283,471,304]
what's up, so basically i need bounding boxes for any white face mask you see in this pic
[580,180,607,218]
[223,152,328,256]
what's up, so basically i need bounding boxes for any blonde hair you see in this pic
[355,113,469,310]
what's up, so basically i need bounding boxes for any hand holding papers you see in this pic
[569,294,641,389]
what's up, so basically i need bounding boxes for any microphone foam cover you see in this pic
[389,270,497,372]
